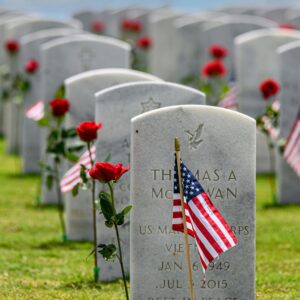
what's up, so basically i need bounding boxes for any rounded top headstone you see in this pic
[95,81,206,103]
[41,34,131,52]
[235,28,300,45]
[65,68,162,87]
[20,28,81,46]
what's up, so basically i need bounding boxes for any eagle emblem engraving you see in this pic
[185,124,204,150]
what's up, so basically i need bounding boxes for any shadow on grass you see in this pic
[263,202,300,210]
[61,280,119,290]
[33,239,92,250]
[27,203,59,211]
[6,172,40,179]
[61,278,123,290]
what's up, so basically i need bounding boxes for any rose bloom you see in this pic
[259,79,280,100]
[24,59,39,74]
[279,23,296,30]
[136,36,152,49]
[5,39,20,54]
[89,162,129,182]
[202,60,227,77]
[76,121,102,142]
[130,20,142,32]
[90,20,105,33]
[121,19,142,32]
[49,98,70,117]
[209,44,228,59]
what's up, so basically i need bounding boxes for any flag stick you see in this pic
[175,137,195,300]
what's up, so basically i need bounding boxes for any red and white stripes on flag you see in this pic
[172,158,238,273]
[60,145,96,193]
[25,100,45,121]
[218,85,238,111]
[283,109,300,178]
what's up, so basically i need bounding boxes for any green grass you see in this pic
[0,138,299,299]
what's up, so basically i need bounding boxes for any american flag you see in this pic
[60,145,96,193]
[218,85,238,111]
[172,158,238,273]
[283,109,300,178]
[25,100,45,121]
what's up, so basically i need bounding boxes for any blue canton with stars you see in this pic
[174,157,204,203]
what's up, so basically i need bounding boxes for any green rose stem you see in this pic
[108,181,129,300]
[266,96,277,205]
[267,137,277,205]
[87,142,99,282]
[53,118,66,241]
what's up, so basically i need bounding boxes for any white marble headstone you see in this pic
[277,41,300,204]
[236,28,300,173]
[72,10,113,35]
[94,82,205,281]
[173,17,210,83]
[64,68,162,241]
[202,15,276,80]
[260,8,291,23]
[130,105,256,299]
[148,11,183,81]
[20,28,81,173]
[106,6,150,39]
[40,34,131,204]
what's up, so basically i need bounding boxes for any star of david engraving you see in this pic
[140,97,162,113]
[79,48,95,71]
[185,124,204,150]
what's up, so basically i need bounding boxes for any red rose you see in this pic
[121,19,132,31]
[279,23,295,30]
[121,19,142,32]
[136,36,152,49]
[130,20,142,32]
[209,44,228,59]
[89,162,129,182]
[5,39,20,54]
[24,59,39,74]
[202,60,227,77]
[76,121,102,142]
[49,98,70,117]
[259,79,280,100]
[91,20,105,33]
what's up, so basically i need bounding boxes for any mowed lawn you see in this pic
[0,138,299,299]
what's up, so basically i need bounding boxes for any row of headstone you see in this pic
[1,6,299,300]
[3,17,82,154]
[21,28,82,173]
[0,6,260,299]
[145,11,278,82]
[94,82,206,280]
[236,28,300,174]
[64,68,162,240]
[277,41,300,204]
[39,34,131,204]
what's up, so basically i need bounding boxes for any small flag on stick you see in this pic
[173,141,238,275]
[60,145,96,193]
[283,108,300,178]
[218,84,238,111]
[25,100,44,121]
